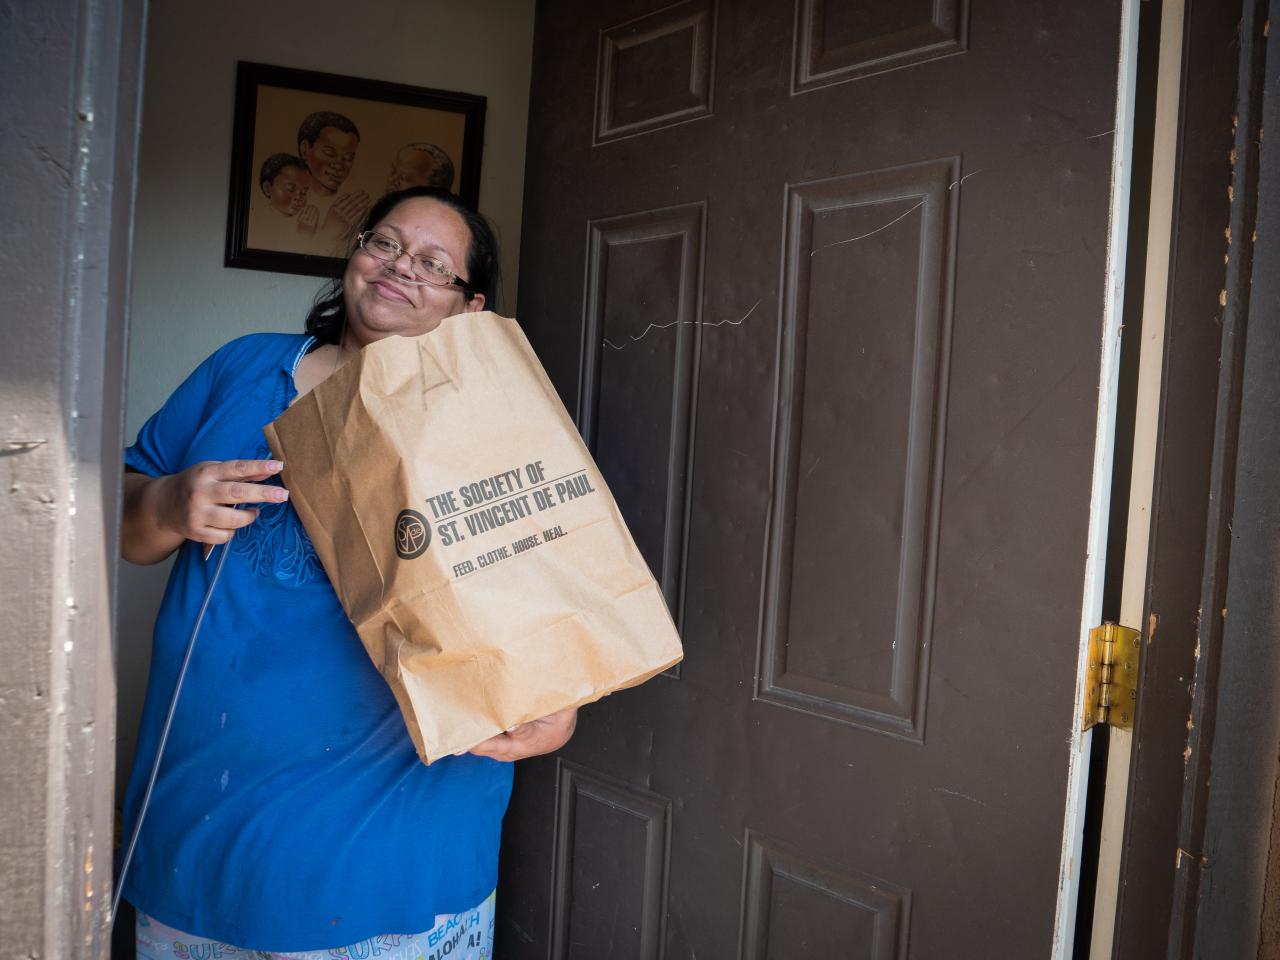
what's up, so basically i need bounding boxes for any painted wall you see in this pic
[117,0,535,796]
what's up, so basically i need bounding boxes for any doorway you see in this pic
[16,0,1262,957]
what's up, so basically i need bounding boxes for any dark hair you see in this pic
[259,152,307,189]
[304,187,502,345]
[297,111,360,152]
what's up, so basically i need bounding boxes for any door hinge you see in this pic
[1082,622,1142,732]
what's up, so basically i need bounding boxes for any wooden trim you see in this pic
[1186,0,1280,951]
[1163,0,1269,949]
[1054,0,1143,952]
[1260,780,1280,953]
[1089,0,1184,953]
[1108,0,1270,954]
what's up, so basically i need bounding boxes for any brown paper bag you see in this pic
[263,313,683,762]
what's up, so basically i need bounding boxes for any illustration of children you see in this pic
[258,153,312,219]
[385,142,455,194]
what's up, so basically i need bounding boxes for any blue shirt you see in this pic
[122,333,513,951]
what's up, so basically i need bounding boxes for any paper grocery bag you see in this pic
[263,313,683,762]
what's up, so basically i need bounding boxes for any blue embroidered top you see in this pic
[122,333,513,951]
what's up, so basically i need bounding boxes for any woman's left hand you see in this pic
[469,708,578,763]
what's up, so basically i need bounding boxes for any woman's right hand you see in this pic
[122,459,288,564]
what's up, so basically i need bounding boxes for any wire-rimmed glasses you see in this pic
[356,231,475,294]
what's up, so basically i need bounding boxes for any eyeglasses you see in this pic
[356,231,476,295]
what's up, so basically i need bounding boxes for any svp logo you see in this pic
[395,509,431,559]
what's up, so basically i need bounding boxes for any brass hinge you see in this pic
[1082,622,1142,732]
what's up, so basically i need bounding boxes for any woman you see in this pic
[121,186,576,959]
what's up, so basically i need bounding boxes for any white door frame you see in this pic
[1088,0,1188,954]
[1052,0,1143,955]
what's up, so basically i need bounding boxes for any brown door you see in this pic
[501,1,1126,956]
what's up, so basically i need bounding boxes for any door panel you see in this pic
[793,0,969,91]
[549,764,673,957]
[763,159,955,739]
[594,0,716,143]
[503,1,1123,956]
[740,831,909,959]
[582,203,705,621]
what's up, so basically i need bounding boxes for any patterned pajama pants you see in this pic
[134,890,495,960]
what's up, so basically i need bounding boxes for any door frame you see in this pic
[1088,0,1185,950]
[1088,0,1280,955]
[0,0,146,956]
[1051,0,1144,954]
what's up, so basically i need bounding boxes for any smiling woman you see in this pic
[294,192,487,391]
[117,187,573,958]
[298,188,501,379]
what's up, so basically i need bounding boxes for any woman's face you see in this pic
[342,197,485,347]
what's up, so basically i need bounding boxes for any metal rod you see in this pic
[109,536,234,929]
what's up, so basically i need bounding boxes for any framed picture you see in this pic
[224,61,486,278]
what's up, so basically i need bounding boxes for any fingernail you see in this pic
[269,460,284,471]
[274,488,289,501]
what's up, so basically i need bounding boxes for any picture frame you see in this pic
[224,61,486,279]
